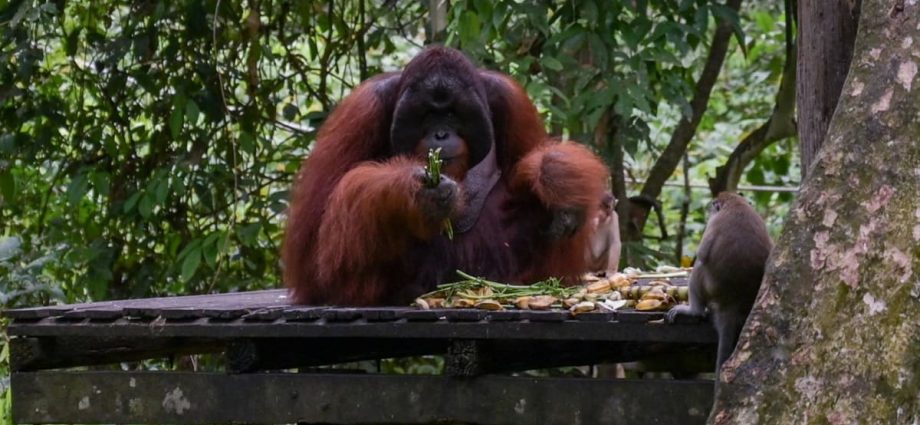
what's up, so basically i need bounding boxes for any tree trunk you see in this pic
[796,0,860,178]
[427,0,448,43]
[711,1,920,423]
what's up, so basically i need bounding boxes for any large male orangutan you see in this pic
[283,46,610,305]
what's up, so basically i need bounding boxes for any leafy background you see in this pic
[0,0,795,420]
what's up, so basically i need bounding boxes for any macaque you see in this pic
[586,192,621,273]
[666,192,772,372]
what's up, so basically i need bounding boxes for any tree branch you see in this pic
[675,152,691,265]
[639,0,743,203]
[708,0,797,196]
[357,0,368,80]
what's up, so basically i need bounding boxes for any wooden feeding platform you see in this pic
[6,277,719,425]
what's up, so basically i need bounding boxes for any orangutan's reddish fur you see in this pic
[282,51,609,306]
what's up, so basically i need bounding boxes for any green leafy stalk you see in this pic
[424,148,454,240]
[419,270,578,301]
[425,148,442,186]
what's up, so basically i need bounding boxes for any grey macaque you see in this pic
[666,192,772,372]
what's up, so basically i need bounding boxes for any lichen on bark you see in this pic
[710,0,920,423]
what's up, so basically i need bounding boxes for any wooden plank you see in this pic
[61,308,124,320]
[10,336,224,371]
[8,318,716,343]
[484,310,523,321]
[4,290,290,320]
[10,332,711,374]
[3,305,76,320]
[241,307,285,321]
[574,312,617,322]
[617,311,665,323]
[12,371,714,425]
[281,306,327,321]
[400,309,446,321]
[226,338,449,372]
[5,277,689,321]
[444,309,486,322]
[157,308,210,320]
[520,310,570,322]
[443,339,711,377]
[321,308,363,322]
[362,308,409,322]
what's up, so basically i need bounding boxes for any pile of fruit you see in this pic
[414,268,692,314]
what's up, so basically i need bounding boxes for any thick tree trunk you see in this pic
[796,0,860,178]
[711,0,920,423]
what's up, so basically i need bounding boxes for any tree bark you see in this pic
[711,0,920,423]
[796,0,860,179]
[427,0,448,43]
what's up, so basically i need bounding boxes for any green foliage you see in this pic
[0,0,427,305]
[0,321,9,425]
[449,0,717,147]
[381,356,445,375]
[677,0,797,241]
[445,0,795,263]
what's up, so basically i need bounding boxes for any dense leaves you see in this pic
[0,0,428,306]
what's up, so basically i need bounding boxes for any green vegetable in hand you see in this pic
[425,148,454,240]
[425,148,443,186]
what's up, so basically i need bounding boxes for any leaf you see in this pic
[773,155,790,176]
[154,178,169,204]
[459,11,481,46]
[0,236,22,261]
[67,174,88,205]
[747,166,766,185]
[138,193,154,218]
[580,1,598,24]
[92,172,110,197]
[0,133,14,153]
[0,171,15,202]
[169,106,184,139]
[177,239,203,261]
[173,176,187,196]
[710,4,746,56]
[10,1,31,27]
[282,103,299,121]
[203,242,219,268]
[180,246,202,282]
[237,222,261,247]
[65,29,81,56]
[587,33,608,69]
[473,0,492,20]
[185,100,200,126]
[123,192,141,213]
[541,56,564,72]
[491,1,506,27]
[217,233,231,256]
[202,233,222,268]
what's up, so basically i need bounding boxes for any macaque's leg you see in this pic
[712,307,747,372]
